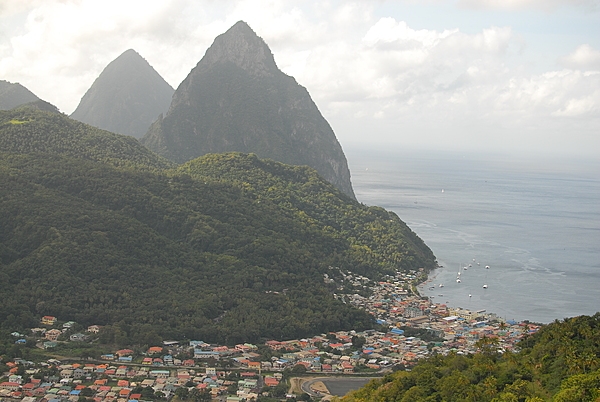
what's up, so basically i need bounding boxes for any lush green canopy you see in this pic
[0,107,436,345]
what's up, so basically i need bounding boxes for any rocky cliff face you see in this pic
[71,49,174,138]
[141,21,355,199]
[0,80,40,110]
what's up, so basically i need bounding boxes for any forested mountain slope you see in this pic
[0,107,435,345]
[0,105,172,170]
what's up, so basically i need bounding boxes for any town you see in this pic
[1,268,540,402]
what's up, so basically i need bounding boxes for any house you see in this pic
[194,350,220,360]
[116,349,134,357]
[62,321,76,329]
[235,344,250,352]
[264,377,279,387]
[41,316,57,326]
[87,325,100,333]
[147,346,163,355]
[30,328,46,335]
[0,381,21,391]
[149,370,170,379]
[341,362,354,373]
[69,333,87,342]
[45,329,62,341]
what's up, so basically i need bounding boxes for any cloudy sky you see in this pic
[1,0,599,157]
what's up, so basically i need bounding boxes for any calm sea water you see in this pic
[345,147,600,324]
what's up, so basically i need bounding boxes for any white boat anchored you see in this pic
[483,284,488,289]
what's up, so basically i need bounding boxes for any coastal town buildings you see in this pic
[1,269,539,402]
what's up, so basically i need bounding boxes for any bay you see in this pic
[345,146,600,323]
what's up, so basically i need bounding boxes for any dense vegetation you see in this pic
[0,106,435,345]
[0,105,173,170]
[340,314,600,402]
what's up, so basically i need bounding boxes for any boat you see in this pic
[485,265,490,269]
[456,279,461,283]
[483,284,488,289]
[469,294,472,298]
[439,284,444,288]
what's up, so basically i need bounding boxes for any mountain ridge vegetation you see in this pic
[0,106,436,345]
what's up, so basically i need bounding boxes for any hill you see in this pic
[0,108,436,345]
[71,49,174,138]
[0,104,173,170]
[0,80,40,110]
[341,314,600,401]
[141,21,356,199]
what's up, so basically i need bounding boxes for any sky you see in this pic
[1,0,599,158]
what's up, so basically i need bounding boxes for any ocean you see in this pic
[345,147,600,324]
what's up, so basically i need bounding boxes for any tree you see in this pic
[175,387,189,399]
[351,335,366,350]
[292,364,307,374]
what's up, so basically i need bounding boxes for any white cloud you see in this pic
[559,44,600,70]
[457,0,599,12]
[0,0,598,156]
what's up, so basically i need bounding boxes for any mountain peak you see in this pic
[0,80,41,110]
[200,20,278,77]
[142,22,356,199]
[71,49,174,138]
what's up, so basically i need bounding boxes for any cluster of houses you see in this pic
[11,319,97,350]
[332,269,540,355]
[0,357,279,402]
[1,269,541,401]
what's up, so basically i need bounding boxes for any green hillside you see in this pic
[0,105,173,170]
[340,314,600,402]
[0,108,436,345]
